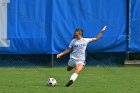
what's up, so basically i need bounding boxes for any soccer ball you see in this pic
[47,78,57,86]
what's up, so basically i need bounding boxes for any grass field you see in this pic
[0,67,140,93]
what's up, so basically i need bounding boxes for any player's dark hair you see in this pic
[73,28,83,38]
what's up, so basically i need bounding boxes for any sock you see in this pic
[70,73,78,81]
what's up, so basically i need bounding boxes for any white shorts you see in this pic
[68,58,86,67]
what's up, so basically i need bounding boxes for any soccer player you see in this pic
[57,26,107,87]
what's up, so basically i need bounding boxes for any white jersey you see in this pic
[69,38,93,61]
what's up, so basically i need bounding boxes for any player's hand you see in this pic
[57,54,62,58]
[101,26,107,33]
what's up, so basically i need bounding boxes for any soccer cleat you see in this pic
[66,80,73,87]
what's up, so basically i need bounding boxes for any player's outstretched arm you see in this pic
[91,26,107,42]
[57,48,72,58]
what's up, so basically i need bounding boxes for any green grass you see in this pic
[0,67,140,93]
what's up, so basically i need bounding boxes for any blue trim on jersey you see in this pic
[84,61,86,66]
[84,51,87,65]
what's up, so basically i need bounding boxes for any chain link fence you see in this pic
[0,52,129,67]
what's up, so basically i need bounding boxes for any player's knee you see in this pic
[67,66,73,71]
[67,67,73,71]
[67,68,71,71]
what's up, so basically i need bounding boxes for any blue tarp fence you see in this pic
[0,0,139,54]
[129,0,140,52]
